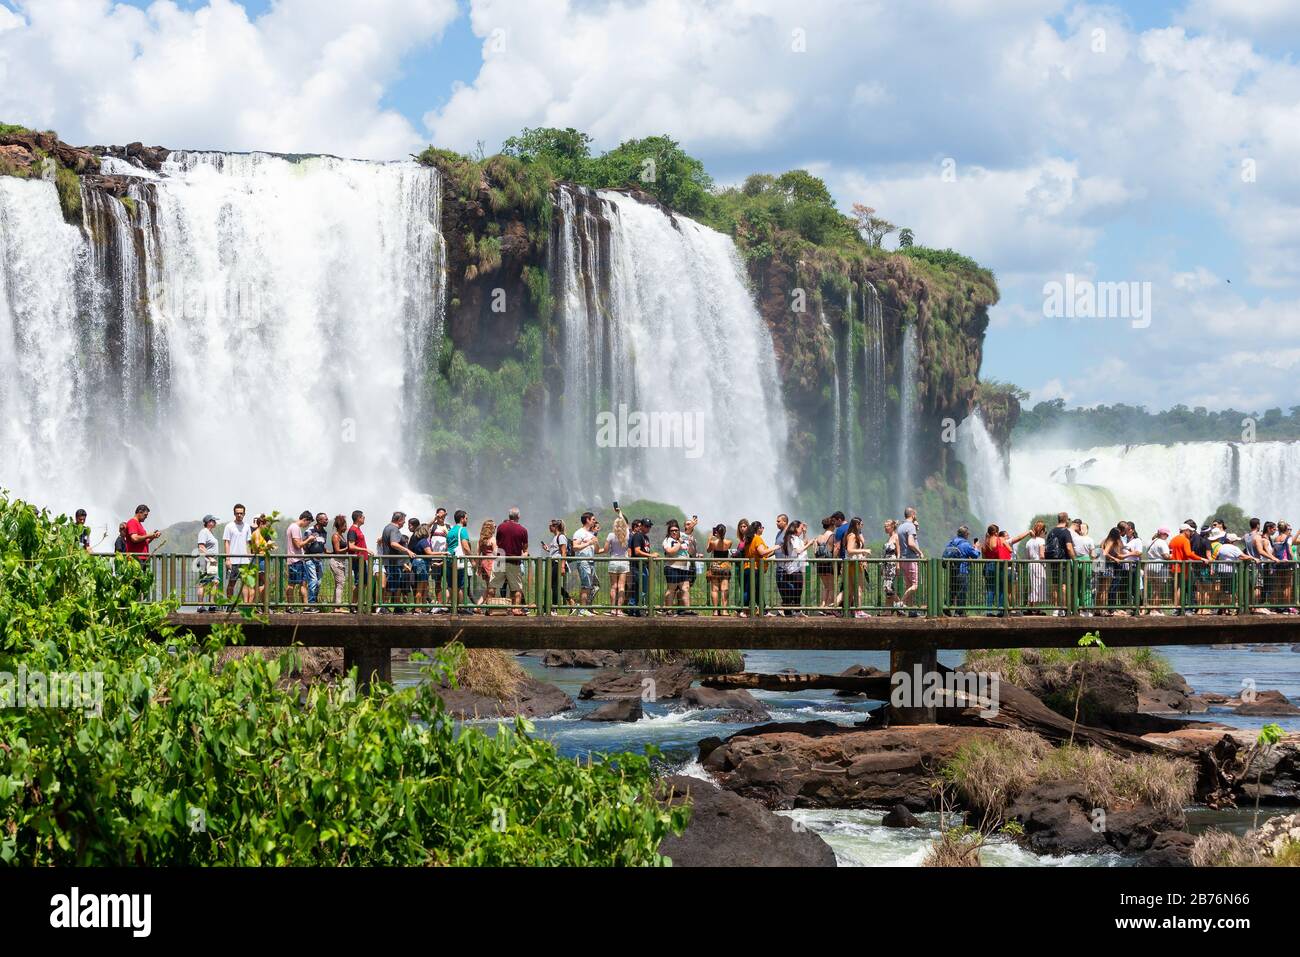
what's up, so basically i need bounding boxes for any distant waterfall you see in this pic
[0,153,445,531]
[897,321,919,508]
[955,414,1300,534]
[548,186,790,520]
[862,280,885,466]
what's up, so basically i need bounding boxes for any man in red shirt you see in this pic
[346,510,371,606]
[1167,522,1207,612]
[124,504,161,569]
[490,507,529,615]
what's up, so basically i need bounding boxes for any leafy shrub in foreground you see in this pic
[0,495,687,865]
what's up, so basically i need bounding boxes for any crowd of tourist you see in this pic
[86,501,1300,617]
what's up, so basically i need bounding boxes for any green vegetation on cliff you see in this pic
[0,494,686,865]
[418,127,1000,535]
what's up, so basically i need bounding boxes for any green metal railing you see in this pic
[136,553,1297,618]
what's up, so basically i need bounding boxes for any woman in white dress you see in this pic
[1025,520,1048,609]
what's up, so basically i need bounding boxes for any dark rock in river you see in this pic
[882,804,923,828]
[680,686,770,722]
[657,775,837,867]
[579,663,695,701]
[436,676,573,720]
[834,664,888,697]
[583,698,644,722]
[1007,780,1183,856]
[702,720,1005,810]
[1138,688,1208,714]
[1136,830,1195,867]
[1232,689,1300,716]
[541,649,622,669]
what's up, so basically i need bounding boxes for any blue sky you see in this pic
[3,0,1298,413]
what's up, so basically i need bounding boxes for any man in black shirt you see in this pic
[627,519,656,616]
[1044,512,1076,611]
[303,512,329,608]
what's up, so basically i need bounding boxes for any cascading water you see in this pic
[955,413,1300,534]
[862,280,885,466]
[842,290,856,505]
[0,152,445,536]
[548,187,790,520]
[897,321,919,508]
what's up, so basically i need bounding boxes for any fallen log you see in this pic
[703,669,1168,756]
[702,672,892,698]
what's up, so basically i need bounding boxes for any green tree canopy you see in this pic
[500,126,594,182]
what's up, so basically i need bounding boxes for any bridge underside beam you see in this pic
[165,612,1300,652]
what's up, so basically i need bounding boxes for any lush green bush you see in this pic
[0,496,687,865]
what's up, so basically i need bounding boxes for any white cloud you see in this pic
[0,0,459,158]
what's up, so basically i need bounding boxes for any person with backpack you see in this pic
[942,525,981,614]
[1043,512,1076,612]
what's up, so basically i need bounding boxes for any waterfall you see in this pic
[549,187,791,521]
[955,416,1300,535]
[821,307,842,493]
[842,290,856,505]
[0,152,445,532]
[862,280,885,466]
[897,321,919,508]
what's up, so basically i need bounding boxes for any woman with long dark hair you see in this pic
[742,521,777,616]
[843,517,871,616]
[707,523,733,614]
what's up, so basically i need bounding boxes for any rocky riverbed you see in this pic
[386,643,1300,866]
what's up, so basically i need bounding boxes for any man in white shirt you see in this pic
[223,503,255,603]
[570,511,601,612]
[286,511,311,609]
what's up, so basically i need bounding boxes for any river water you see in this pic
[393,643,1300,866]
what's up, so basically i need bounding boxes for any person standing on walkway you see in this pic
[489,508,529,615]
[223,504,255,605]
[329,515,351,611]
[897,507,925,613]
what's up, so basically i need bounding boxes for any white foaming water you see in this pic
[957,413,1300,533]
[0,152,445,529]
[897,322,919,507]
[550,186,790,519]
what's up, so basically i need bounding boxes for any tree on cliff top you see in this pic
[584,134,714,215]
[501,126,593,183]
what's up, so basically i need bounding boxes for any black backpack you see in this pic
[1044,529,1065,560]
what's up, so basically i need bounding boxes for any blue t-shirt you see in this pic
[834,522,849,556]
[447,524,471,556]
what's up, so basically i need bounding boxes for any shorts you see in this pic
[608,561,629,575]
[411,558,429,582]
[664,566,691,584]
[901,561,919,587]
[385,562,410,590]
[578,561,595,589]
[489,560,525,595]
[287,562,307,585]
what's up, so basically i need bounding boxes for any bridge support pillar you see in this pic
[345,645,391,691]
[887,645,938,725]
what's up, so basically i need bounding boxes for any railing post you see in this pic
[840,560,850,618]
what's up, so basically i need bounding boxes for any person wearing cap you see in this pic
[1144,527,1173,611]
[627,518,656,616]
[1167,523,1203,613]
[196,515,220,612]
[1213,532,1259,613]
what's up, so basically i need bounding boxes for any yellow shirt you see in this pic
[745,535,768,568]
